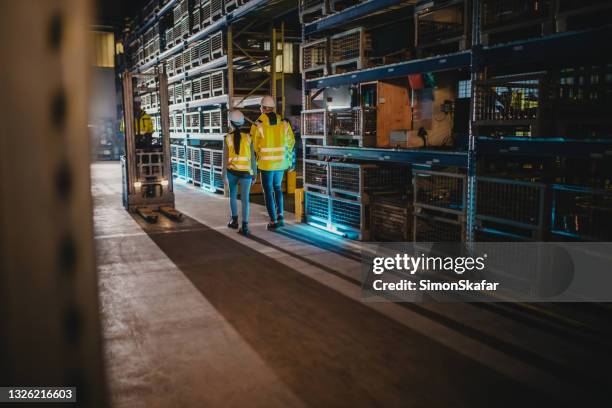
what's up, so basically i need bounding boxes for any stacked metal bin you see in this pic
[299,0,327,23]
[304,159,409,240]
[413,170,467,242]
[369,193,414,242]
[415,0,471,57]
[475,177,546,241]
[186,146,203,185]
[550,184,612,241]
[301,107,376,147]
[200,147,225,192]
[170,144,187,180]
[480,0,554,46]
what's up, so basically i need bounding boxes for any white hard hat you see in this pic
[260,95,275,108]
[229,109,245,126]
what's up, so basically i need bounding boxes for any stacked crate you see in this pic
[186,146,203,185]
[301,38,328,79]
[184,108,202,134]
[415,0,470,57]
[555,0,612,32]
[301,108,375,146]
[300,0,327,23]
[171,144,187,180]
[169,111,184,133]
[480,0,554,46]
[173,0,190,45]
[475,177,546,241]
[473,73,545,139]
[202,107,227,134]
[370,193,414,242]
[550,184,612,241]
[200,148,225,192]
[329,27,372,73]
[304,160,409,240]
[211,0,224,21]
[413,170,466,242]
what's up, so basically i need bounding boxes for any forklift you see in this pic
[120,68,182,223]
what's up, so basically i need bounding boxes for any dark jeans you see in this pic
[260,170,284,222]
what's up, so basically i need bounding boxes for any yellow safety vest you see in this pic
[225,131,253,175]
[120,112,154,135]
[251,113,295,171]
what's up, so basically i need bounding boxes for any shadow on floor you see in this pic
[132,213,556,407]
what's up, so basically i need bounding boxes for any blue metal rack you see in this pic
[307,145,469,168]
[304,0,412,35]
[301,0,612,242]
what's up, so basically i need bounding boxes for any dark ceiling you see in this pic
[96,0,149,27]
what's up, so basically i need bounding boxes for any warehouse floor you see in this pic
[93,162,609,407]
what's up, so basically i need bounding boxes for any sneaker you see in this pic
[227,216,239,229]
[266,221,280,231]
[238,224,250,236]
[277,216,285,227]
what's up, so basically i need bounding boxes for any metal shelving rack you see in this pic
[300,0,612,241]
[125,0,299,193]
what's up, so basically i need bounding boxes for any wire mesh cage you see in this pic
[210,31,224,59]
[174,82,184,103]
[413,170,466,214]
[185,110,202,133]
[475,177,546,240]
[192,4,202,32]
[481,0,553,45]
[197,38,211,64]
[225,0,238,13]
[201,167,212,186]
[165,55,176,77]
[370,194,414,242]
[414,209,465,242]
[191,77,202,100]
[143,0,159,21]
[300,0,327,24]
[210,108,226,133]
[201,0,212,27]
[168,83,175,104]
[201,74,212,98]
[305,191,330,226]
[304,159,328,190]
[212,150,223,168]
[165,27,174,50]
[211,0,224,20]
[174,51,185,74]
[181,49,192,71]
[211,71,225,96]
[301,109,327,138]
[214,170,224,191]
[330,162,409,198]
[173,0,189,21]
[555,0,612,32]
[301,38,328,78]
[331,197,369,239]
[202,148,213,166]
[551,184,612,241]
[329,27,371,73]
[474,74,545,138]
[415,0,468,55]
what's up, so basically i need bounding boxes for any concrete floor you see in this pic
[93,162,610,407]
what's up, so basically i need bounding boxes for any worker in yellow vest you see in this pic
[120,96,154,149]
[224,110,257,236]
[250,95,295,230]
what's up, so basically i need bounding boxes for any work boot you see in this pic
[277,216,285,227]
[266,221,280,231]
[227,216,239,229]
[238,223,250,236]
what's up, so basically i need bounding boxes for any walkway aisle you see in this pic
[93,162,570,407]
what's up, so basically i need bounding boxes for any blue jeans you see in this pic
[260,170,284,222]
[226,172,252,222]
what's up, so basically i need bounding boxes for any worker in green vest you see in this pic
[250,95,295,230]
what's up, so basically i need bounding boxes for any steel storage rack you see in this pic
[415,0,471,57]
[480,0,554,46]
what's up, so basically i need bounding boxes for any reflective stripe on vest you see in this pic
[226,132,252,174]
[255,114,291,170]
